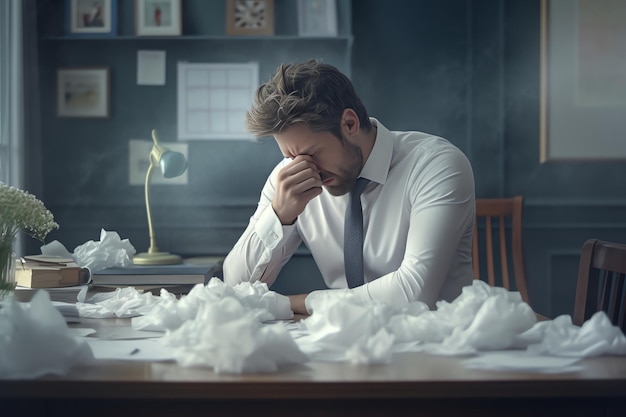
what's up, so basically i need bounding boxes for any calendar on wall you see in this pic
[177,62,259,140]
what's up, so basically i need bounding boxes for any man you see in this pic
[223,60,475,315]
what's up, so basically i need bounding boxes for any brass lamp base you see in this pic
[133,251,182,265]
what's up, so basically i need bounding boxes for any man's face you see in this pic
[274,123,363,196]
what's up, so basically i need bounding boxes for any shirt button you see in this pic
[271,232,278,240]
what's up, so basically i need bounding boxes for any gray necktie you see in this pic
[344,177,370,288]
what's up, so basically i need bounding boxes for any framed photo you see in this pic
[297,0,337,37]
[57,68,110,118]
[226,0,274,36]
[136,0,182,36]
[65,0,117,36]
[540,0,626,161]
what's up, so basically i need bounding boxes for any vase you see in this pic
[0,235,17,300]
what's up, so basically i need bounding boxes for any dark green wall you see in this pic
[33,0,626,318]
[354,0,626,317]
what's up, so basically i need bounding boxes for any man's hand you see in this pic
[272,155,322,225]
[288,294,309,315]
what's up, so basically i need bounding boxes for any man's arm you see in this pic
[223,156,322,287]
[301,148,475,313]
[351,148,475,308]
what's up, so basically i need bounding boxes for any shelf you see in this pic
[43,35,354,41]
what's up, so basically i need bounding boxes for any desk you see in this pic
[2,318,626,417]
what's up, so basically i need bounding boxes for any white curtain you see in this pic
[0,0,24,188]
[0,0,25,252]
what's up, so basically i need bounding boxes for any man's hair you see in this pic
[245,59,372,139]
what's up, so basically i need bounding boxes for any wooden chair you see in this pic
[573,239,626,332]
[473,195,530,303]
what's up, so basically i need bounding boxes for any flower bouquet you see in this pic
[0,182,59,297]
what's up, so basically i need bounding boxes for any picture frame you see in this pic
[226,0,274,36]
[57,68,110,118]
[297,0,338,37]
[135,0,182,36]
[540,0,626,161]
[177,62,258,140]
[65,0,117,37]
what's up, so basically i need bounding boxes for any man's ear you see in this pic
[341,108,360,137]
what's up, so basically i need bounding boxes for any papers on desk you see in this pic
[14,284,89,304]
[53,301,80,321]
[4,278,626,378]
[78,280,626,371]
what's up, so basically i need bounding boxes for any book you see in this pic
[91,259,223,287]
[15,255,91,288]
[14,284,89,304]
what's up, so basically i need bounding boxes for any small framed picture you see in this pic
[136,0,182,36]
[65,0,117,36]
[57,68,110,118]
[226,0,274,36]
[297,0,338,37]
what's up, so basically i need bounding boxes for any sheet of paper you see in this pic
[462,351,582,373]
[137,50,166,85]
[68,328,96,337]
[93,325,163,340]
[86,339,175,361]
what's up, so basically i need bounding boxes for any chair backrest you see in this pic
[573,239,626,332]
[473,195,530,303]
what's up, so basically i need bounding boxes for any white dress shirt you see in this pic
[223,118,475,310]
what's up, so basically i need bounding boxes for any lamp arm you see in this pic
[151,129,166,155]
[143,160,159,254]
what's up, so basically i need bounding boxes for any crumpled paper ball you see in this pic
[0,292,94,379]
[73,229,136,272]
[300,290,398,364]
[78,286,160,318]
[76,279,299,374]
[299,280,537,360]
[41,228,136,273]
[76,278,292,326]
[386,281,537,354]
[131,279,292,332]
[521,311,626,357]
[438,282,537,352]
[162,296,308,373]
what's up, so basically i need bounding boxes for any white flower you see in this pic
[0,182,59,242]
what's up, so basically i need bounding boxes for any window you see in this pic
[0,0,23,187]
[0,0,25,253]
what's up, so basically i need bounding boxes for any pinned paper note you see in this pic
[137,50,166,85]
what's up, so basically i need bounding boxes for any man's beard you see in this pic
[324,138,364,196]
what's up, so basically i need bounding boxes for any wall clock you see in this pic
[226,0,274,36]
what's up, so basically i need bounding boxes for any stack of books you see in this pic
[15,255,90,288]
[91,257,223,294]
[14,255,91,304]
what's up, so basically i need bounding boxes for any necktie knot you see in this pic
[351,177,369,197]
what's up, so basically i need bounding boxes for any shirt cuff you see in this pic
[304,290,321,315]
[304,289,352,315]
[254,205,296,250]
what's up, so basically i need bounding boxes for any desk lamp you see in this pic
[133,129,187,265]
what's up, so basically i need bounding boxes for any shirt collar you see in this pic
[359,117,393,186]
